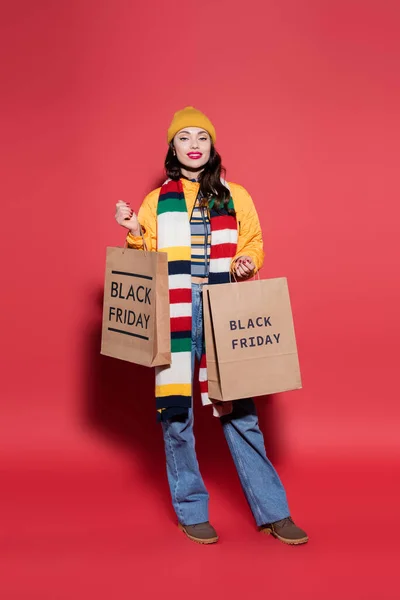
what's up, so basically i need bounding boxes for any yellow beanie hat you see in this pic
[167,106,216,144]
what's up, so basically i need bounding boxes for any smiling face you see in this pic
[173,127,212,170]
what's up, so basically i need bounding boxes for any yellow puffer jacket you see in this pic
[126,178,264,272]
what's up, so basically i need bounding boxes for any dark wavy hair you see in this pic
[165,142,235,215]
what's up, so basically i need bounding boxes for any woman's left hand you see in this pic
[234,256,256,279]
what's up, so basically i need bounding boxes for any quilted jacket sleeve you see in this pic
[126,188,159,252]
[231,183,265,273]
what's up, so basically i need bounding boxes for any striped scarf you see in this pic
[155,179,238,422]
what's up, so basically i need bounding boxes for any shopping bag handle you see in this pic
[229,262,261,283]
[122,223,148,253]
[138,224,149,252]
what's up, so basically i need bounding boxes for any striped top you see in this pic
[190,196,211,278]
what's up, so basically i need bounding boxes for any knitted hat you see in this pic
[167,106,216,144]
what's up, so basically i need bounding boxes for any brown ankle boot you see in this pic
[260,517,308,545]
[178,521,219,544]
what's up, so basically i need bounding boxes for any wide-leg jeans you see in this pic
[161,283,290,526]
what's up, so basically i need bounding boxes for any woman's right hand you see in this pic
[115,200,141,235]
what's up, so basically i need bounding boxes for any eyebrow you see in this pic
[178,130,209,136]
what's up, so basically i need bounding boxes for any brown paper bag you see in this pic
[101,246,171,367]
[203,277,301,401]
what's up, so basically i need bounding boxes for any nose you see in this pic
[190,139,199,149]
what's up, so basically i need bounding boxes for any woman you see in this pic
[115,107,308,546]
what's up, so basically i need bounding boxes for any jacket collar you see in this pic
[181,177,200,191]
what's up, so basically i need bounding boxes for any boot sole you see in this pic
[261,527,309,545]
[178,523,219,545]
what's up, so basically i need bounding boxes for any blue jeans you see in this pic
[161,283,290,527]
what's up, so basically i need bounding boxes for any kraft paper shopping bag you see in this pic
[203,278,301,401]
[101,246,171,367]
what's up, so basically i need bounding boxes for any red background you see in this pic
[1,1,399,598]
